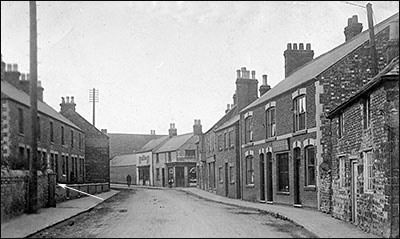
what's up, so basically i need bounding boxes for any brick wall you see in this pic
[330,79,399,237]
[318,26,392,212]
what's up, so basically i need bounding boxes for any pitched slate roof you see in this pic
[205,104,239,134]
[242,12,399,113]
[1,80,81,131]
[328,56,399,118]
[154,133,195,153]
[108,133,166,158]
[137,135,169,153]
[215,114,240,132]
[109,153,137,167]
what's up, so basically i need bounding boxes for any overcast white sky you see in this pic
[1,1,399,135]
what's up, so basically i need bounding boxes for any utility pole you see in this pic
[28,0,39,214]
[366,3,378,76]
[89,88,99,126]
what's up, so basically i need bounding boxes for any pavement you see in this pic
[1,190,119,238]
[1,184,380,238]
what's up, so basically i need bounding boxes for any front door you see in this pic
[293,148,301,205]
[351,161,358,224]
[260,154,265,201]
[162,168,165,187]
[225,163,229,197]
[266,153,273,202]
[176,167,185,187]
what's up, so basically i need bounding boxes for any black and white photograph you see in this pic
[1,1,399,238]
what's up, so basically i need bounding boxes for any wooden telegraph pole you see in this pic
[27,0,39,213]
[89,88,99,126]
[366,3,378,76]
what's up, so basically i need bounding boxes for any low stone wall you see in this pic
[1,168,110,222]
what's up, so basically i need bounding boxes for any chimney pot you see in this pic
[299,43,304,50]
[26,73,30,81]
[71,96,74,103]
[66,96,70,103]
[352,15,358,23]
[262,75,268,85]
[38,80,41,87]
[348,17,352,25]
[12,64,18,72]
[237,69,241,78]
[6,64,12,72]
[20,73,26,81]
[306,43,311,50]
[287,43,292,50]
[251,70,256,79]
[293,43,298,50]
[62,97,65,103]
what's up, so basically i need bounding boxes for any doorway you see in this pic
[176,167,185,187]
[225,163,229,197]
[260,154,265,202]
[293,148,301,205]
[266,152,273,202]
[162,168,165,187]
[351,160,359,224]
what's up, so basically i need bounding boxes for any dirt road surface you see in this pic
[29,188,315,238]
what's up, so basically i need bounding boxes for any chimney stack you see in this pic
[3,63,21,87]
[150,130,155,135]
[168,123,177,137]
[101,129,108,134]
[259,74,271,97]
[236,67,258,111]
[344,15,363,42]
[193,119,202,135]
[284,43,314,77]
[37,80,44,101]
[60,96,76,113]
[232,91,237,106]
[225,104,231,113]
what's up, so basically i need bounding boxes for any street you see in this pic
[29,188,315,238]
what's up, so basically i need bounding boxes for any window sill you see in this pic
[18,133,25,137]
[243,142,253,148]
[293,129,307,136]
[276,191,290,195]
[265,137,276,142]
[245,184,255,188]
[304,186,316,191]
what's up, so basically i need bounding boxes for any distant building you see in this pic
[60,96,110,183]
[327,57,399,238]
[1,59,85,183]
[136,135,169,186]
[154,122,202,187]
[110,153,137,185]
[108,132,165,159]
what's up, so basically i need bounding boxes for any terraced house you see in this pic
[198,67,271,199]
[238,12,399,211]
[1,60,85,184]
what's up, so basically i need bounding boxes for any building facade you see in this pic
[1,60,85,184]
[327,57,399,238]
[238,13,399,210]
[154,122,201,187]
[110,153,137,185]
[59,96,110,183]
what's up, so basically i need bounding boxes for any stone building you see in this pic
[327,57,399,238]
[60,96,110,183]
[153,122,201,187]
[1,60,85,183]
[238,12,398,210]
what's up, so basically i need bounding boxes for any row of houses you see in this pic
[1,56,111,219]
[110,121,202,188]
[195,13,399,238]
